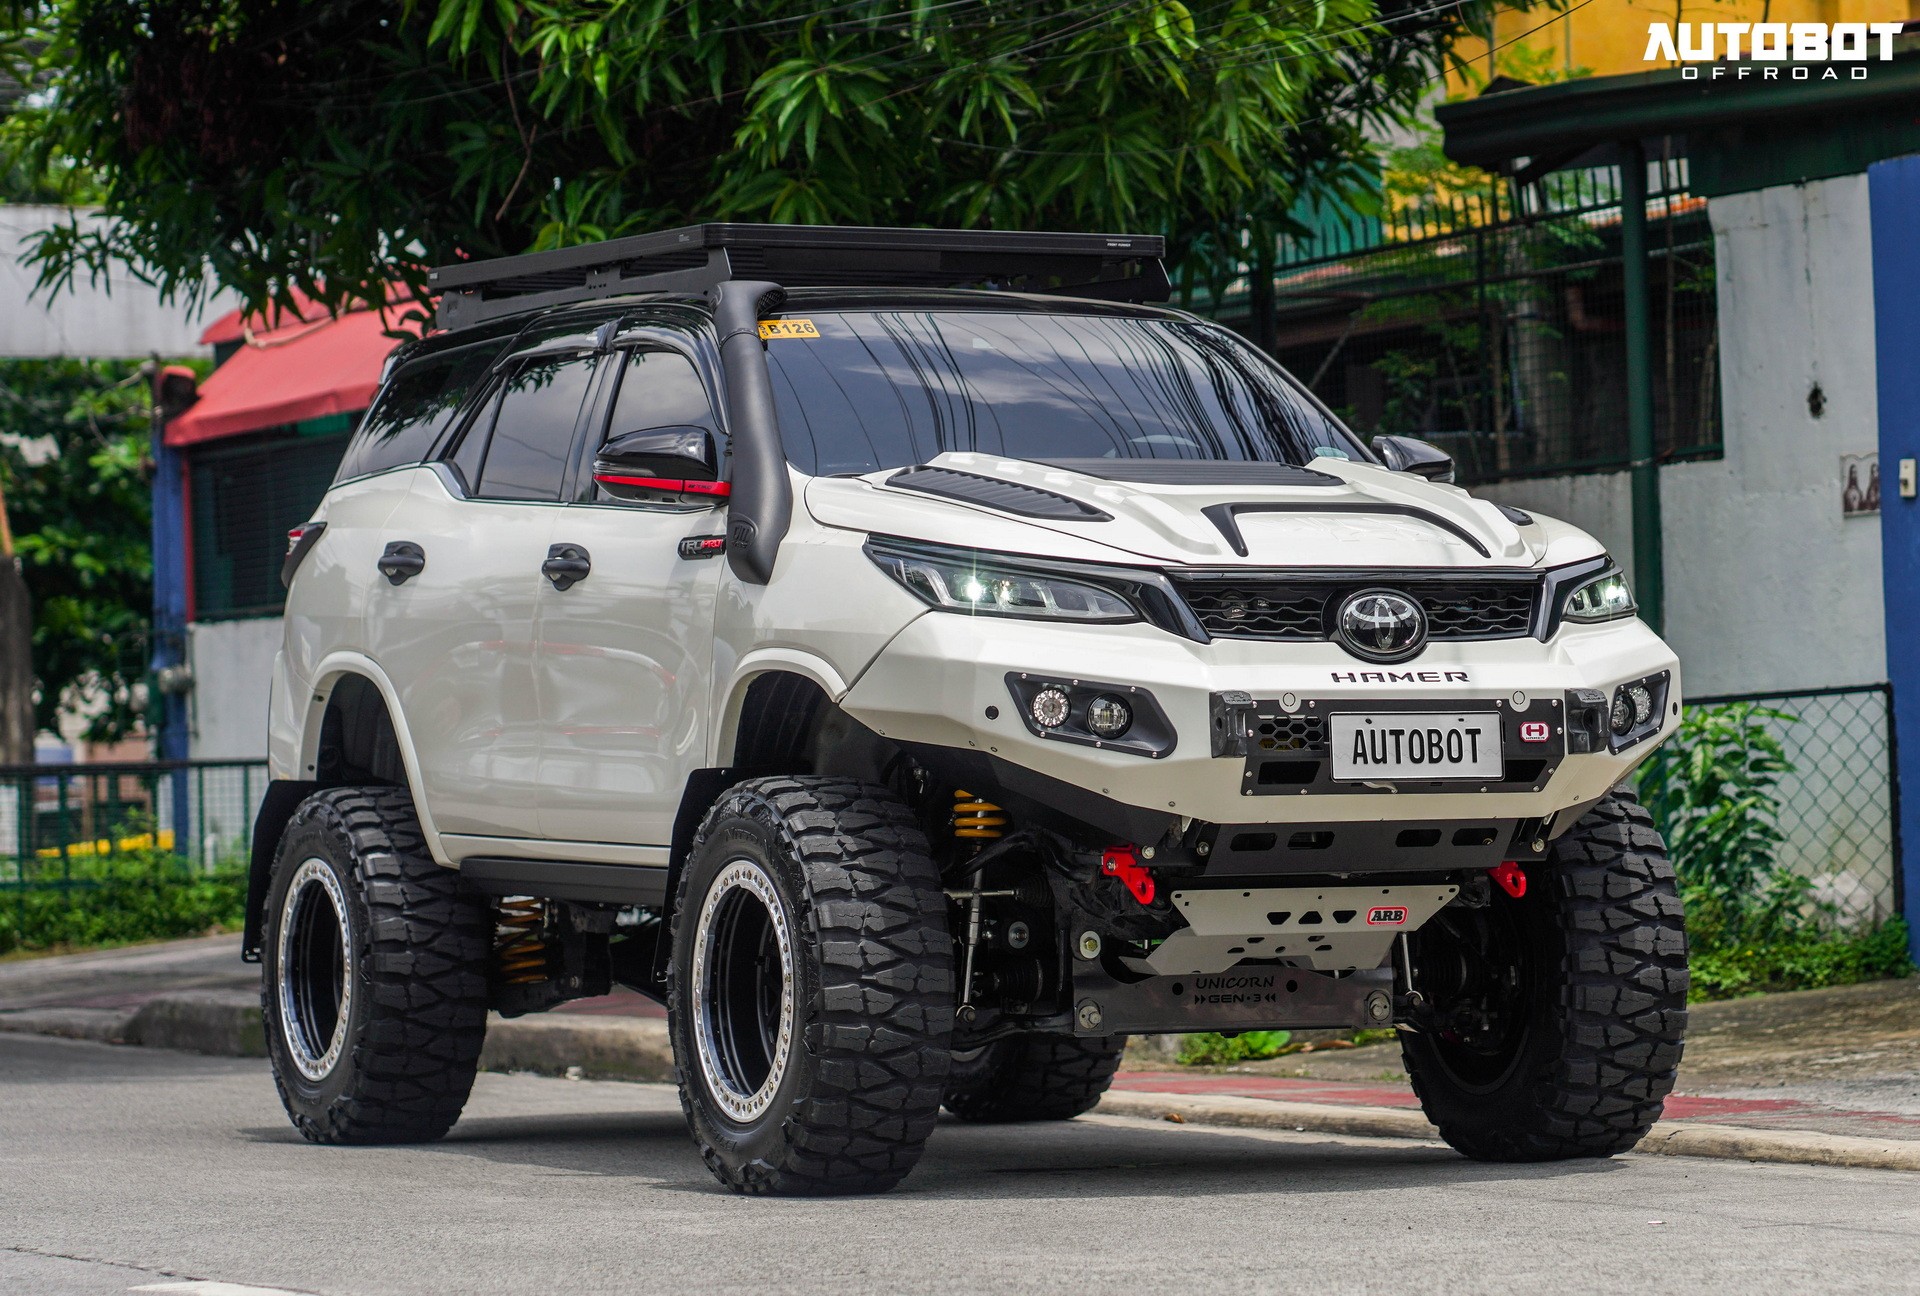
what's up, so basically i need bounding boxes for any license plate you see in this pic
[1329,712,1503,781]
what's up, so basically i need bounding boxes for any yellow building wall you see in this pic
[1447,0,1910,88]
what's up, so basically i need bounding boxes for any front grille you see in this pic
[1174,574,1540,642]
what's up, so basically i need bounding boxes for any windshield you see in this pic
[762,309,1363,476]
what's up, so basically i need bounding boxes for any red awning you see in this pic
[165,302,422,448]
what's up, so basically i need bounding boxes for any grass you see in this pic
[1688,916,1913,1002]
[1177,1027,1398,1067]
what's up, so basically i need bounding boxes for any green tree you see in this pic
[3,0,1517,320]
[0,358,181,743]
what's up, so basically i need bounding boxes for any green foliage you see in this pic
[1639,702,1806,944]
[1688,918,1914,1003]
[1,0,1516,320]
[1177,1029,1291,1065]
[0,358,194,740]
[0,843,246,954]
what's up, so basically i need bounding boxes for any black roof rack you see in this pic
[427,223,1169,330]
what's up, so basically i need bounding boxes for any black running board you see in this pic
[459,857,669,908]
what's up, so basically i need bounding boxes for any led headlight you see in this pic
[868,543,1139,623]
[1563,567,1637,623]
[1030,686,1071,729]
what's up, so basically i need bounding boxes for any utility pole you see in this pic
[0,478,34,765]
[1619,139,1665,633]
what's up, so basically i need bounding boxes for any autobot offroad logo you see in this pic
[1645,21,1903,80]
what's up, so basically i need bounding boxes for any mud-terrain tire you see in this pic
[261,786,492,1144]
[669,776,954,1195]
[1401,789,1687,1161]
[942,1034,1127,1122]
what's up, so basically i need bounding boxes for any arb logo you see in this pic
[1367,906,1409,926]
[1519,721,1552,743]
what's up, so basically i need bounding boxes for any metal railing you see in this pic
[0,760,270,890]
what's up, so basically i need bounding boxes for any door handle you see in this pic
[378,541,425,585]
[542,543,592,591]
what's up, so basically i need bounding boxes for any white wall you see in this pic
[0,205,233,359]
[1481,172,1888,699]
[187,617,282,761]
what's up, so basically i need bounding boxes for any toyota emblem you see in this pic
[1335,589,1428,663]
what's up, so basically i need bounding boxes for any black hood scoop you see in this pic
[886,465,1111,521]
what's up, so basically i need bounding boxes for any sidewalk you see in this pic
[4,934,1916,1167]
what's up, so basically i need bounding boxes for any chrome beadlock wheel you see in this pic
[277,857,353,1082]
[690,857,796,1124]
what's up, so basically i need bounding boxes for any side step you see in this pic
[459,857,670,908]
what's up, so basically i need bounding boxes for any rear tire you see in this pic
[943,1034,1127,1123]
[1400,789,1688,1161]
[261,786,492,1144]
[669,776,954,1195]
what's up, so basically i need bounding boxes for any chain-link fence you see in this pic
[1660,685,1899,928]
[0,760,269,891]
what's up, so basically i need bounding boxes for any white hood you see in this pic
[804,452,1605,571]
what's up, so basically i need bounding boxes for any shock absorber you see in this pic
[951,790,1007,840]
[951,790,1008,1021]
[495,897,550,985]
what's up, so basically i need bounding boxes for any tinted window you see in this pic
[471,354,598,501]
[334,341,502,483]
[604,349,716,440]
[764,310,1360,476]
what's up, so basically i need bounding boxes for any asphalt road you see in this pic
[3,1034,1917,1296]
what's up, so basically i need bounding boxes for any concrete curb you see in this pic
[1097,1090,1920,1173]
[8,995,1917,1172]
[0,991,674,1081]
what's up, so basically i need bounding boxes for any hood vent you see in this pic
[886,466,1111,521]
[1039,459,1342,488]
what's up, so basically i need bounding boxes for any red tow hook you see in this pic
[1102,847,1156,905]
[1489,860,1527,900]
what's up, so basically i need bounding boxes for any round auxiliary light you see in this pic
[1610,691,1636,736]
[1085,694,1134,740]
[1030,686,1071,729]
[1628,684,1655,726]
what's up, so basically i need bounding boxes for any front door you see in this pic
[534,344,727,845]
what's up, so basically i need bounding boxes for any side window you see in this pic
[334,341,501,483]
[590,349,719,503]
[465,353,599,501]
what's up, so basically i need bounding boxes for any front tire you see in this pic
[261,787,492,1145]
[943,1034,1127,1123]
[669,777,954,1195]
[1401,790,1688,1161]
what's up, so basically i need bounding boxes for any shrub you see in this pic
[0,842,246,955]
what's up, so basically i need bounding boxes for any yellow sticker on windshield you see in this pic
[758,318,819,340]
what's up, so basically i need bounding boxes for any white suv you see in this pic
[248,225,1687,1195]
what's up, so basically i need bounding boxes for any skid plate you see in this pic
[1132,882,1459,975]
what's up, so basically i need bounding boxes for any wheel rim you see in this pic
[690,858,796,1124]
[277,857,353,1082]
[1415,903,1535,1093]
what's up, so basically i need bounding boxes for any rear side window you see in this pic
[763,310,1360,476]
[333,341,503,483]
[466,353,598,501]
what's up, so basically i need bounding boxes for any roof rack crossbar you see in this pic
[428,223,1169,329]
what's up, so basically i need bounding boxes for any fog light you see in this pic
[1030,686,1070,729]
[1610,691,1635,735]
[1085,694,1133,739]
[1628,684,1654,726]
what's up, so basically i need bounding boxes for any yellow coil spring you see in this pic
[952,789,1007,840]
[495,897,549,985]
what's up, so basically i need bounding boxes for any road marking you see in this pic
[132,1282,313,1295]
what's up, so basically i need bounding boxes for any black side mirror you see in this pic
[1372,434,1455,484]
[592,425,728,502]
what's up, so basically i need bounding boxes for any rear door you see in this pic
[369,341,603,839]
[533,335,728,845]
